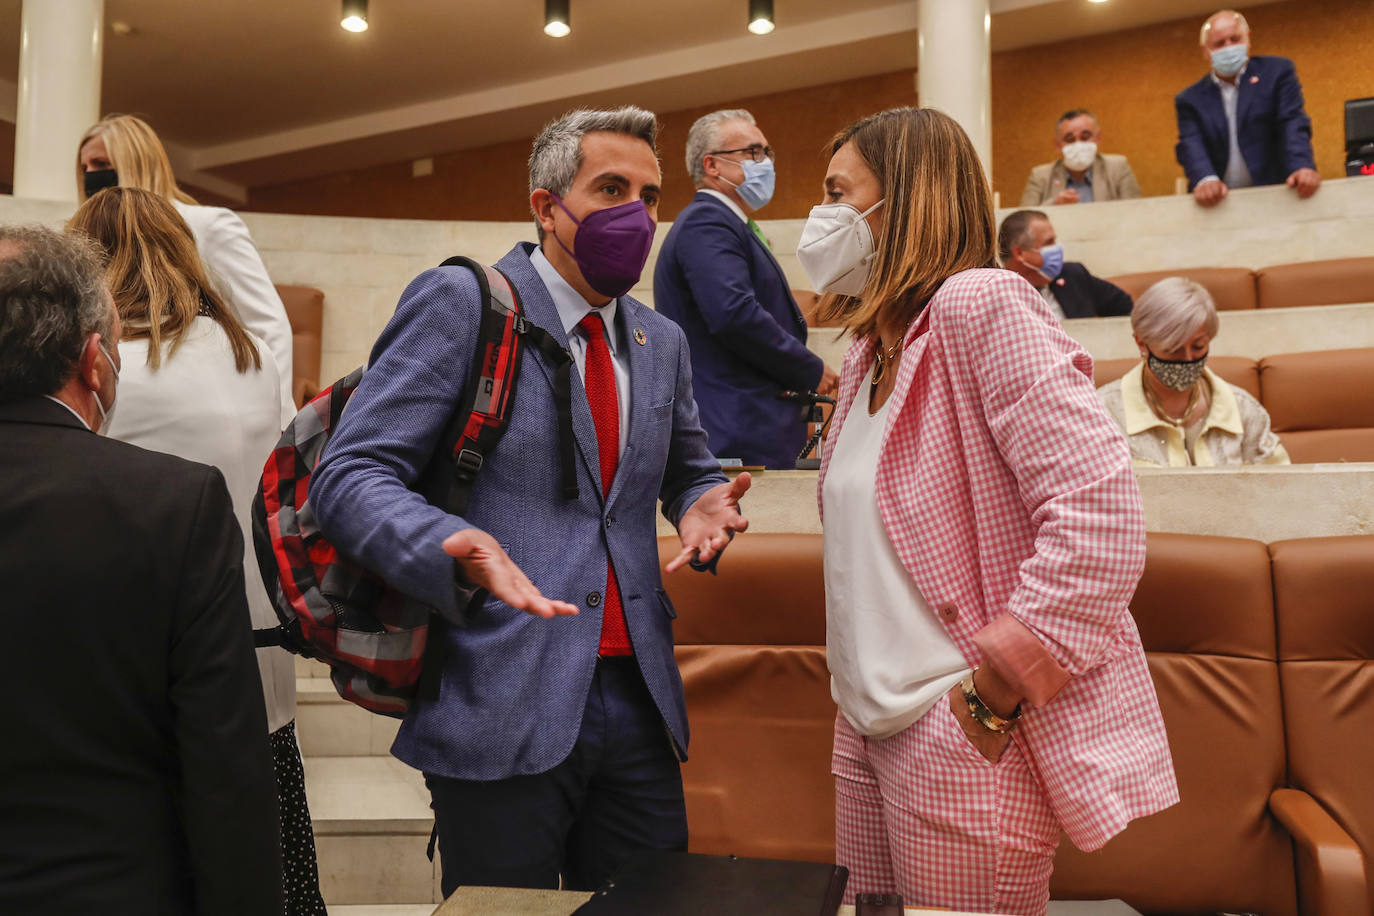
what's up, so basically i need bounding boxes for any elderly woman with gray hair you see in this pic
[1097,276,1288,466]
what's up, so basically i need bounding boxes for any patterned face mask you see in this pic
[1146,349,1207,391]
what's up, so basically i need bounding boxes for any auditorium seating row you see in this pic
[659,532,1373,916]
[1095,347,1374,463]
[1107,257,1374,312]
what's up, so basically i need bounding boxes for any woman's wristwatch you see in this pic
[960,671,1022,733]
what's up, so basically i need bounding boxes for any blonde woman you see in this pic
[1098,277,1289,466]
[69,188,326,916]
[77,113,295,424]
[800,108,1177,914]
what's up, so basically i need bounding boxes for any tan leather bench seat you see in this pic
[1106,267,1257,311]
[1257,257,1374,309]
[275,284,324,407]
[1259,348,1374,462]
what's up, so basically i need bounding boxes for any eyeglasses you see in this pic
[708,145,775,163]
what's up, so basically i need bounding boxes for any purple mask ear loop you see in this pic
[546,192,581,260]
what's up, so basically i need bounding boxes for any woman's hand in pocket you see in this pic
[948,685,1011,764]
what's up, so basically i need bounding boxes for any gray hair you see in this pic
[0,225,112,402]
[997,209,1048,264]
[1131,277,1220,353]
[528,106,659,240]
[1200,9,1249,45]
[685,109,756,187]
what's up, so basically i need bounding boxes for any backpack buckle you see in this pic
[455,448,484,478]
[512,315,531,335]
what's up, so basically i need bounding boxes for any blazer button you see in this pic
[604,516,614,528]
[587,592,601,607]
[937,603,958,622]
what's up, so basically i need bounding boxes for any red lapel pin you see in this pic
[1249,75,1259,84]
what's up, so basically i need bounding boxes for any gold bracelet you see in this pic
[960,672,1021,734]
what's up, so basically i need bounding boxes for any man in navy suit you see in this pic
[999,210,1133,320]
[654,109,836,469]
[1175,9,1321,207]
[310,107,750,896]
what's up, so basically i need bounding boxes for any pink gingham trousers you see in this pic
[833,701,1060,916]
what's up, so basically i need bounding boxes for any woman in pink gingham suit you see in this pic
[803,108,1178,915]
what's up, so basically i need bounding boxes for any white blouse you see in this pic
[822,369,971,738]
[108,318,294,733]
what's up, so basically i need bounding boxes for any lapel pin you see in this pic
[1249,75,1259,84]
[633,328,647,346]
[1055,278,1066,287]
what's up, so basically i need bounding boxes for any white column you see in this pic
[918,0,992,181]
[13,0,104,202]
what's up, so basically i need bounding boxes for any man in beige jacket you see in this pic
[1020,109,1142,205]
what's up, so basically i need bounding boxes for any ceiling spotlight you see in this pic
[1087,0,1110,3]
[748,0,775,34]
[545,0,571,38]
[341,0,368,32]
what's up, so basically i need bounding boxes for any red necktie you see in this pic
[578,313,631,656]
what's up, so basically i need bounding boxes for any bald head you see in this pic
[1200,9,1249,49]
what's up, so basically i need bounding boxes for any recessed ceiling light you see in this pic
[545,0,571,38]
[748,0,775,34]
[341,0,368,32]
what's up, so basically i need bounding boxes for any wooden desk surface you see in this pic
[434,885,980,915]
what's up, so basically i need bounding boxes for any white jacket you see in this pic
[174,201,295,426]
[108,319,295,732]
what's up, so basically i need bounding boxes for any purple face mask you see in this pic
[548,193,656,299]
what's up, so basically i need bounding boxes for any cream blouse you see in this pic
[1097,363,1290,467]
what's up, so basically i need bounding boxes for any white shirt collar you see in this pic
[700,188,750,224]
[43,394,92,430]
[529,246,620,355]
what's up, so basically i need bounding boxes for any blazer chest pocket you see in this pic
[649,398,675,420]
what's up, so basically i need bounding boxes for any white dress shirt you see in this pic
[106,318,295,732]
[822,368,971,738]
[1200,67,1255,189]
[530,246,631,459]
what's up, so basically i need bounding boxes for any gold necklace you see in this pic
[871,326,910,388]
[1142,375,1202,426]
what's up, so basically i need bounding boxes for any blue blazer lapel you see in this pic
[497,244,603,494]
[699,193,807,333]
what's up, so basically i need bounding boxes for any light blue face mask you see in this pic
[1036,243,1065,281]
[1210,43,1248,78]
[719,157,776,210]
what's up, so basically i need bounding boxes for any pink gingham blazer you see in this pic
[818,268,1179,852]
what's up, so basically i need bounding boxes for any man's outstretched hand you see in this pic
[442,528,579,619]
[666,472,751,573]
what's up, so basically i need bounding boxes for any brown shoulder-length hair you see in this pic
[817,107,998,340]
[67,188,261,373]
[76,114,198,205]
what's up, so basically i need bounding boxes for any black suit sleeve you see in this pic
[169,468,283,916]
[1088,273,1134,317]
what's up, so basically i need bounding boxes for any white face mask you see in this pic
[94,343,119,435]
[1061,140,1097,172]
[796,199,885,297]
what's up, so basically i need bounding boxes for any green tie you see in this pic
[747,217,771,250]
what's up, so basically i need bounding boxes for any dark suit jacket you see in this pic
[1050,262,1134,319]
[311,244,727,780]
[653,192,823,468]
[1174,55,1316,190]
[0,397,281,916]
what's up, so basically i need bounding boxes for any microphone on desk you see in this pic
[779,390,836,470]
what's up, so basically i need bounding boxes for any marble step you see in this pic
[304,755,440,906]
[297,676,401,757]
[330,907,437,916]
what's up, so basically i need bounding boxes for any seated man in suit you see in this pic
[310,107,750,897]
[1175,9,1321,207]
[0,226,280,915]
[654,108,836,468]
[999,210,1133,320]
[1020,109,1142,206]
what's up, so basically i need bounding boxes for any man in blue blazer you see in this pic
[654,109,836,469]
[310,107,750,896]
[1175,9,1321,207]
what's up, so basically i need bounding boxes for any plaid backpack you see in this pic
[251,257,576,716]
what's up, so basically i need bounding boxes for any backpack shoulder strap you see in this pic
[438,256,578,514]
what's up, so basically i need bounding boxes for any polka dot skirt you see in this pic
[270,720,327,915]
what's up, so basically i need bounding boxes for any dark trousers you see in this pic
[425,656,688,896]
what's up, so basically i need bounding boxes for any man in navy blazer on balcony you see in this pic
[654,109,836,469]
[1175,9,1321,208]
[310,107,749,897]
